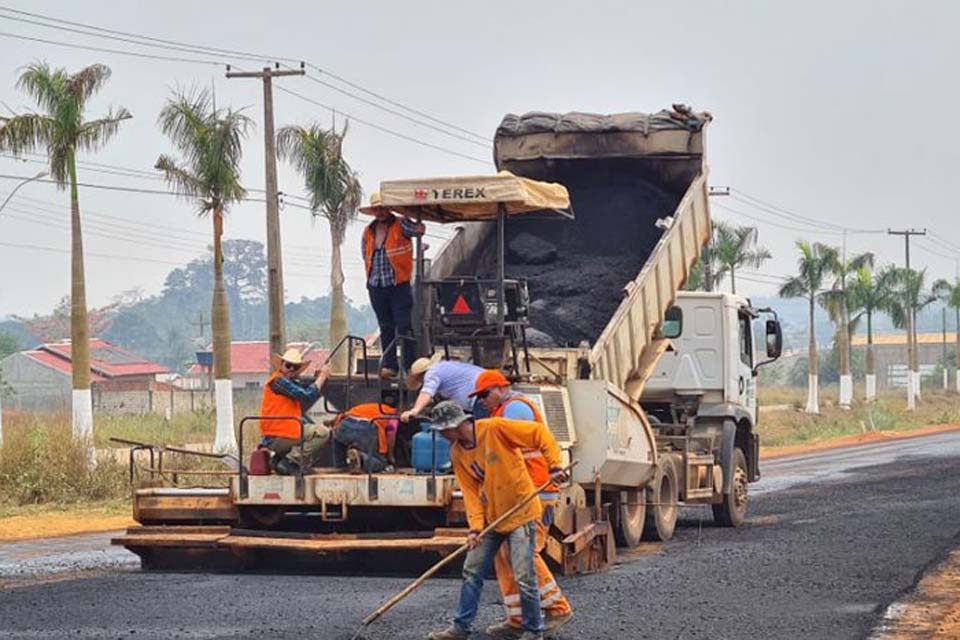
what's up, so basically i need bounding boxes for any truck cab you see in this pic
[641,291,782,493]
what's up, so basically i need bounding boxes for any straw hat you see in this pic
[404,353,441,390]
[272,347,310,372]
[360,191,391,215]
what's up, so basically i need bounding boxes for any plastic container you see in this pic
[412,423,452,473]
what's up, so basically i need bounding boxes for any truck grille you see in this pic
[515,385,572,445]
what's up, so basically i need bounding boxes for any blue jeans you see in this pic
[368,283,415,373]
[453,521,542,633]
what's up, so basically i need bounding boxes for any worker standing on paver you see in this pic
[425,401,563,640]
[360,192,425,379]
[470,370,573,637]
[259,347,332,475]
[399,357,484,421]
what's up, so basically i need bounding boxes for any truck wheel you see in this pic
[614,489,646,548]
[712,447,748,527]
[643,457,678,542]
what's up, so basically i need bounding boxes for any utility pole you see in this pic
[191,312,208,339]
[943,307,949,390]
[889,228,927,407]
[226,62,305,359]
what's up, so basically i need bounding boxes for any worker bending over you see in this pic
[259,347,332,475]
[400,356,484,422]
[426,401,563,640]
[470,370,573,637]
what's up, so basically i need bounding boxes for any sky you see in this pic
[1,0,959,321]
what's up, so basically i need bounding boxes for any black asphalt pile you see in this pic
[480,176,679,347]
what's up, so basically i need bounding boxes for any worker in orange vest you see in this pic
[259,347,332,475]
[360,192,425,379]
[426,401,563,640]
[334,402,400,472]
[470,370,573,637]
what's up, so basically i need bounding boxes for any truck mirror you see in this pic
[765,319,783,359]
[662,306,682,339]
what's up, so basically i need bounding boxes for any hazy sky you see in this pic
[1,0,959,320]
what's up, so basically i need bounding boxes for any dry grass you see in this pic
[758,388,960,448]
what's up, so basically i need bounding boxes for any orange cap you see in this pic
[469,369,511,397]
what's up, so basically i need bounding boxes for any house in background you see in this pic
[0,338,169,412]
[852,332,958,389]
[184,341,330,391]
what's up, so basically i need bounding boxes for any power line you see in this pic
[730,189,885,234]
[274,86,490,165]
[0,5,490,144]
[713,203,845,236]
[0,30,221,66]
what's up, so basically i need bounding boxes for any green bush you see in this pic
[0,421,127,506]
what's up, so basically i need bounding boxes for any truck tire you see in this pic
[712,447,748,527]
[643,457,678,542]
[614,489,646,548]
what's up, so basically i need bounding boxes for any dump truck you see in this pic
[113,106,782,573]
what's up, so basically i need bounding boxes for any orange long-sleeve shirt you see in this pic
[451,417,562,535]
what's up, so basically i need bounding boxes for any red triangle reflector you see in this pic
[451,295,472,314]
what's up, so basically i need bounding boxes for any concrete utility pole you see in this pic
[943,307,949,390]
[226,63,305,359]
[889,228,927,408]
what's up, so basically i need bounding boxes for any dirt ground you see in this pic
[0,508,133,542]
[760,423,960,460]
[875,548,960,638]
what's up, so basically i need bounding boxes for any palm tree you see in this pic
[276,122,362,372]
[820,251,874,408]
[156,88,251,453]
[713,223,772,294]
[932,277,960,393]
[0,62,130,441]
[848,265,895,400]
[882,266,937,409]
[778,241,838,414]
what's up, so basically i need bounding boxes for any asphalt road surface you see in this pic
[2,431,960,640]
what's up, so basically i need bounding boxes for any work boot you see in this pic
[544,612,573,635]
[345,446,364,474]
[270,455,298,476]
[379,367,398,380]
[485,620,522,639]
[426,624,470,640]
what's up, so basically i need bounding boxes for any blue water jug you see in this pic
[412,423,452,473]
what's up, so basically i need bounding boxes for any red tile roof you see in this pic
[27,339,168,379]
[188,341,330,376]
[24,349,107,382]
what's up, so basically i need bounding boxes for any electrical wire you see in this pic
[713,203,845,236]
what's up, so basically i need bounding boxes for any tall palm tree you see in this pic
[0,62,130,441]
[156,88,251,453]
[778,241,838,414]
[713,223,772,294]
[277,122,362,372]
[932,277,960,393]
[686,222,724,292]
[882,266,937,409]
[820,251,874,408]
[848,265,895,400]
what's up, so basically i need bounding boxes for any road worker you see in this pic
[259,347,332,475]
[470,370,573,637]
[332,402,399,473]
[360,192,426,379]
[425,401,564,640]
[399,356,484,422]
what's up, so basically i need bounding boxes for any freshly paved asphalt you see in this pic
[2,431,960,639]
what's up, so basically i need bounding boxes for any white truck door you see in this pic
[737,308,758,425]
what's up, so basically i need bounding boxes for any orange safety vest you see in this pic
[493,394,557,493]
[338,402,398,455]
[363,216,414,285]
[259,371,303,440]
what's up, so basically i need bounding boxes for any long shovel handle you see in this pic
[360,460,578,627]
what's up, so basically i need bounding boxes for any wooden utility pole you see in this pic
[889,228,927,405]
[226,62,305,359]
